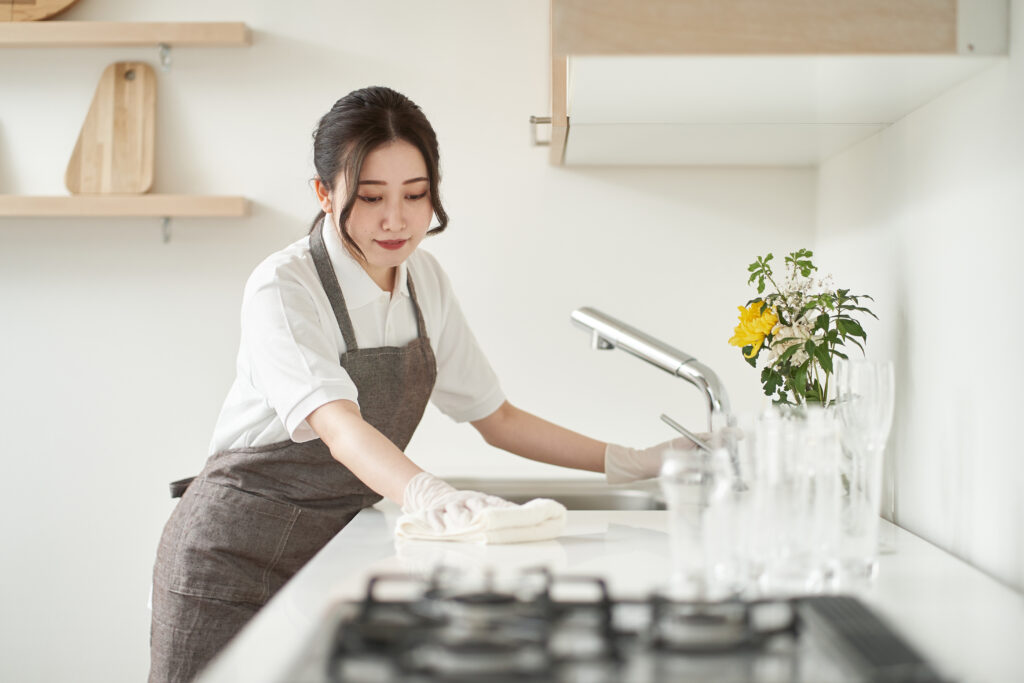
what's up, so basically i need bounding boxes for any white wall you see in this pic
[816,3,1024,592]
[0,2,814,681]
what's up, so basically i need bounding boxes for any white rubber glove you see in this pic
[401,472,515,532]
[604,437,698,484]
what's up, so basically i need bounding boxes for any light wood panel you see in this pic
[0,195,249,217]
[0,21,250,46]
[549,0,569,166]
[66,61,156,194]
[4,0,81,22]
[552,0,959,56]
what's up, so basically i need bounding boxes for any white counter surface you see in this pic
[197,503,1024,683]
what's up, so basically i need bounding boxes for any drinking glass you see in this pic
[659,445,737,600]
[715,411,772,596]
[833,359,895,588]
[755,406,841,597]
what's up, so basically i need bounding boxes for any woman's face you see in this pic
[318,139,434,291]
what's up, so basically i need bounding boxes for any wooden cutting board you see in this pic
[3,0,81,22]
[65,62,156,195]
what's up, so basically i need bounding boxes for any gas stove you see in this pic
[278,567,944,683]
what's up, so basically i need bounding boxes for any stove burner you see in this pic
[324,569,624,682]
[649,596,797,653]
[406,637,549,678]
[450,591,518,605]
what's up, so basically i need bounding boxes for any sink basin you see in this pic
[444,478,666,511]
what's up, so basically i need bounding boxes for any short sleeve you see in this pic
[241,275,358,442]
[426,266,506,422]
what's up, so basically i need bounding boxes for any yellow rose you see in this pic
[728,301,779,358]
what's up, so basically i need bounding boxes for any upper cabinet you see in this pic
[546,0,1009,166]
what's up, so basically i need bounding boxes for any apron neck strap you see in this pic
[310,219,359,351]
[310,220,430,351]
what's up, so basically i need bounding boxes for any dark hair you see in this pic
[309,86,448,258]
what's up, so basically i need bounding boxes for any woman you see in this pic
[149,86,682,683]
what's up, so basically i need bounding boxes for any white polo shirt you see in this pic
[208,225,506,454]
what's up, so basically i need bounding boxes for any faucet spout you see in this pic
[570,307,730,430]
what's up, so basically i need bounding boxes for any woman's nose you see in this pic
[382,200,405,232]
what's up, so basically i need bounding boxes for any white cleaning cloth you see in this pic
[395,497,567,544]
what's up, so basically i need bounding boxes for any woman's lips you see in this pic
[376,239,408,251]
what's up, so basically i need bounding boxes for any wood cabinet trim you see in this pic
[551,0,963,56]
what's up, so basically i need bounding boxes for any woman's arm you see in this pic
[470,401,607,473]
[306,399,424,504]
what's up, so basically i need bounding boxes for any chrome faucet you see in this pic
[570,307,731,431]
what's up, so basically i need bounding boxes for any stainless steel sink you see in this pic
[444,478,666,511]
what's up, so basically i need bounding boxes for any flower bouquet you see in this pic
[729,249,876,405]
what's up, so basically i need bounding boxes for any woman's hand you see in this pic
[401,472,514,532]
[604,437,701,484]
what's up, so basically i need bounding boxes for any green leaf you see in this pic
[773,393,793,406]
[785,248,817,277]
[775,344,799,363]
[761,366,781,396]
[847,305,879,319]
[796,301,818,320]
[814,313,830,332]
[792,361,809,397]
[836,318,867,339]
[815,344,833,374]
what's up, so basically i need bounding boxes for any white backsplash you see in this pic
[816,6,1024,591]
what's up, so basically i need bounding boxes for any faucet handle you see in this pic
[659,414,713,453]
[661,414,749,492]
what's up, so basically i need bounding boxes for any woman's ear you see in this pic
[313,177,333,214]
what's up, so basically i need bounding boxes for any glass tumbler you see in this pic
[659,445,737,600]
[755,406,841,597]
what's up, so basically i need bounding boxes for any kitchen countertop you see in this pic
[197,502,1024,683]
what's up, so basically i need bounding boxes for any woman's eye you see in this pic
[358,195,382,204]
[407,191,428,201]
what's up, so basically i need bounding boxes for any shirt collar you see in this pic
[320,221,409,308]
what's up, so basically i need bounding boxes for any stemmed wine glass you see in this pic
[833,358,895,586]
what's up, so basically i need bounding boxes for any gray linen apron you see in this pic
[149,221,437,683]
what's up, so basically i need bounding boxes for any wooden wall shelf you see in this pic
[0,21,250,47]
[0,195,249,218]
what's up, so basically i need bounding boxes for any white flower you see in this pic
[766,319,813,365]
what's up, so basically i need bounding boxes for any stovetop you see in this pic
[278,567,945,683]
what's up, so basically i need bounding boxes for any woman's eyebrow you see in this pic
[358,177,429,186]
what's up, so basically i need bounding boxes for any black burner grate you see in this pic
[307,568,945,683]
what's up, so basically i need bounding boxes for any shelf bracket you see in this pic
[158,43,172,72]
[161,216,171,243]
[529,115,551,147]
